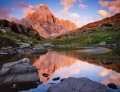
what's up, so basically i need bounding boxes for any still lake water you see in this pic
[0,47,120,92]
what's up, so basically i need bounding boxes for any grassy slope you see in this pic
[40,31,120,46]
[0,29,119,47]
[0,31,40,47]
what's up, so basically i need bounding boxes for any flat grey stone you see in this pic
[2,58,31,68]
[47,77,109,92]
[0,67,11,75]
[0,72,39,85]
[0,58,40,85]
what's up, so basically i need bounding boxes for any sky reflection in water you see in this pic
[25,49,120,92]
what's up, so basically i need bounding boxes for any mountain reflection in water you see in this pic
[31,48,120,92]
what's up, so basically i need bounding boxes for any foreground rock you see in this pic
[52,77,60,81]
[47,77,109,92]
[0,58,41,91]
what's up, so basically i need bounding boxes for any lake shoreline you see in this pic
[0,43,119,56]
[0,45,120,92]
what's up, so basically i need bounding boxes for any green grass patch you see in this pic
[40,31,120,46]
[0,32,41,47]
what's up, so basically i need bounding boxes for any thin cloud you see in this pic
[17,2,29,8]
[99,0,120,13]
[61,0,76,14]
[98,10,111,18]
[79,4,88,8]
[109,6,120,13]
[69,13,80,18]
[99,0,110,7]
[99,0,120,7]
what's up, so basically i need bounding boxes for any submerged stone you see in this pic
[60,79,64,82]
[107,83,118,89]
[52,77,60,81]
[42,73,49,77]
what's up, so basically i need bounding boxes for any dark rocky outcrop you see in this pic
[47,77,109,92]
[0,19,43,48]
[0,19,40,38]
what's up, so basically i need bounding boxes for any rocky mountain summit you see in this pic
[8,4,77,38]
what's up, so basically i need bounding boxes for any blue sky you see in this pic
[0,0,119,27]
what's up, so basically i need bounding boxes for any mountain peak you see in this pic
[36,4,48,7]
[8,4,77,38]
[36,4,50,10]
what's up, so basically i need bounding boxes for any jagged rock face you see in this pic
[19,4,77,38]
[6,17,20,23]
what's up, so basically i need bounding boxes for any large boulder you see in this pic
[47,77,109,92]
[0,58,40,86]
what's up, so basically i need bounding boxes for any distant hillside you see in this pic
[0,19,42,47]
[56,13,120,38]
[40,13,120,47]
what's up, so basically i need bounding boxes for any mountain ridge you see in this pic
[56,13,120,38]
[7,4,77,38]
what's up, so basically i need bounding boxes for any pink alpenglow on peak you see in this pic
[8,4,77,38]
